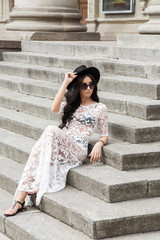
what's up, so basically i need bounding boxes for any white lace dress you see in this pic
[16,102,108,206]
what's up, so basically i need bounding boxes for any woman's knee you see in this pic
[45,125,59,134]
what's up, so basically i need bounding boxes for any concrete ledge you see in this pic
[31,31,100,41]
[0,40,21,49]
[0,40,21,60]
[0,30,100,41]
[117,34,160,48]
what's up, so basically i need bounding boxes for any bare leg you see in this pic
[4,191,27,216]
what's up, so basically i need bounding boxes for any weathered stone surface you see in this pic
[0,232,11,240]
[41,186,160,238]
[1,41,160,239]
[100,75,160,100]
[109,112,160,143]
[1,101,160,149]
[0,40,21,49]
[0,128,34,164]
[107,231,160,240]
[30,32,100,41]
[102,140,160,170]
[0,188,90,240]
[68,163,148,203]
[0,62,66,83]
[1,84,160,121]
[0,74,60,100]
[118,34,160,48]
[2,138,160,204]
[2,115,160,171]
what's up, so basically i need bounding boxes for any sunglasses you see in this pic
[80,82,95,90]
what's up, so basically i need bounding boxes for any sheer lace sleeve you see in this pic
[55,102,66,114]
[98,104,108,137]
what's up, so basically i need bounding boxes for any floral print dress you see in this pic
[16,102,108,206]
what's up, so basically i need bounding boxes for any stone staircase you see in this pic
[1,41,160,239]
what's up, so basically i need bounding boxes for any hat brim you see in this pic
[67,67,100,90]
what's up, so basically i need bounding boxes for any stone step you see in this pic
[101,139,160,170]
[100,91,160,120]
[0,128,34,165]
[1,69,160,101]
[0,107,56,140]
[21,41,113,56]
[0,188,90,240]
[107,231,160,240]
[2,51,92,70]
[41,185,160,238]
[1,103,160,146]
[2,51,160,80]
[1,76,160,143]
[69,163,160,202]
[111,46,160,62]
[1,153,160,238]
[93,58,160,80]
[0,155,24,195]
[101,75,160,100]
[2,187,160,240]
[1,125,160,172]
[2,153,160,203]
[0,88,55,121]
[21,41,160,63]
[109,112,160,144]
[1,87,160,121]
[0,74,60,100]
[0,61,68,83]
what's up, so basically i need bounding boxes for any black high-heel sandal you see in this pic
[4,200,27,217]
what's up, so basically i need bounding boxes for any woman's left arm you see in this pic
[89,136,108,163]
[89,104,108,163]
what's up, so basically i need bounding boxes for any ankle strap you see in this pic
[14,200,25,207]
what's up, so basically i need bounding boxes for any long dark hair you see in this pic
[59,73,99,129]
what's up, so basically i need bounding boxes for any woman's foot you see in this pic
[4,200,27,217]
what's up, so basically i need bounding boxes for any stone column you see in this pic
[5,0,86,32]
[138,0,160,33]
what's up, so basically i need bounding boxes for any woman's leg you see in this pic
[4,191,27,216]
[4,125,59,215]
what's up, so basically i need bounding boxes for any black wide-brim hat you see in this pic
[67,65,100,90]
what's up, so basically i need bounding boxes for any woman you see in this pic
[4,65,108,217]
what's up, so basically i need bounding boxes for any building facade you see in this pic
[0,0,150,39]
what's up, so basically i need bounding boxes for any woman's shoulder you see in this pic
[96,102,108,110]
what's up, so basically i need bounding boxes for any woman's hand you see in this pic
[64,72,77,86]
[89,141,103,163]
[51,72,77,112]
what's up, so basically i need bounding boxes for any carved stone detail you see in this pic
[88,0,94,19]
[139,0,149,14]
[0,0,13,21]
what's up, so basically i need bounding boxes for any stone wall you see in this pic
[86,0,150,39]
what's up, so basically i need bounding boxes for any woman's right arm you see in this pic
[51,72,77,113]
